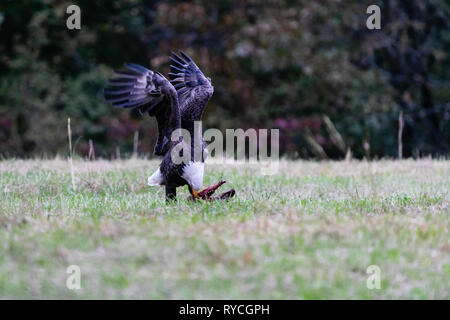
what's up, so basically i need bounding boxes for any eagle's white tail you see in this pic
[148,167,164,186]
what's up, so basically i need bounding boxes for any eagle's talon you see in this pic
[189,181,235,201]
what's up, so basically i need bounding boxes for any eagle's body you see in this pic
[104,51,213,200]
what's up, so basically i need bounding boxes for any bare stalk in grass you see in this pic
[67,118,75,190]
[363,138,371,160]
[303,128,327,160]
[323,115,346,154]
[398,111,404,160]
[88,139,96,161]
[345,148,352,162]
[132,131,139,159]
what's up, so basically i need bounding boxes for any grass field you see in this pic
[0,159,448,299]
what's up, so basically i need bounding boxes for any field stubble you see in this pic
[0,159,448,299]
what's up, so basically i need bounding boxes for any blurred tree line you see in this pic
[0,0,448,159]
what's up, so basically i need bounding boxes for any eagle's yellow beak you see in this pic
[192,190,199,198]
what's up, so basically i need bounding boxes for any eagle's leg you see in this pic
[165,185,177,202]
[187,185,199,201]
[188,185,194,196]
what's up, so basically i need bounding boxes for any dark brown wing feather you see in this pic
[168,51,214,125]
[104,63,178,156]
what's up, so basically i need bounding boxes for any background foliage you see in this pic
[0,0,448,159]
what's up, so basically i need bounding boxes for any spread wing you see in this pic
[104,63,180,156]
[168,51,214,126]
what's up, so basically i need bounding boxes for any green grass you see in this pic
[0,159,449,299]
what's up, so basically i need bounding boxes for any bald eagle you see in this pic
[104,51,213,200]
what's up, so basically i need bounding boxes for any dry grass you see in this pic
[0,159,448,299]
